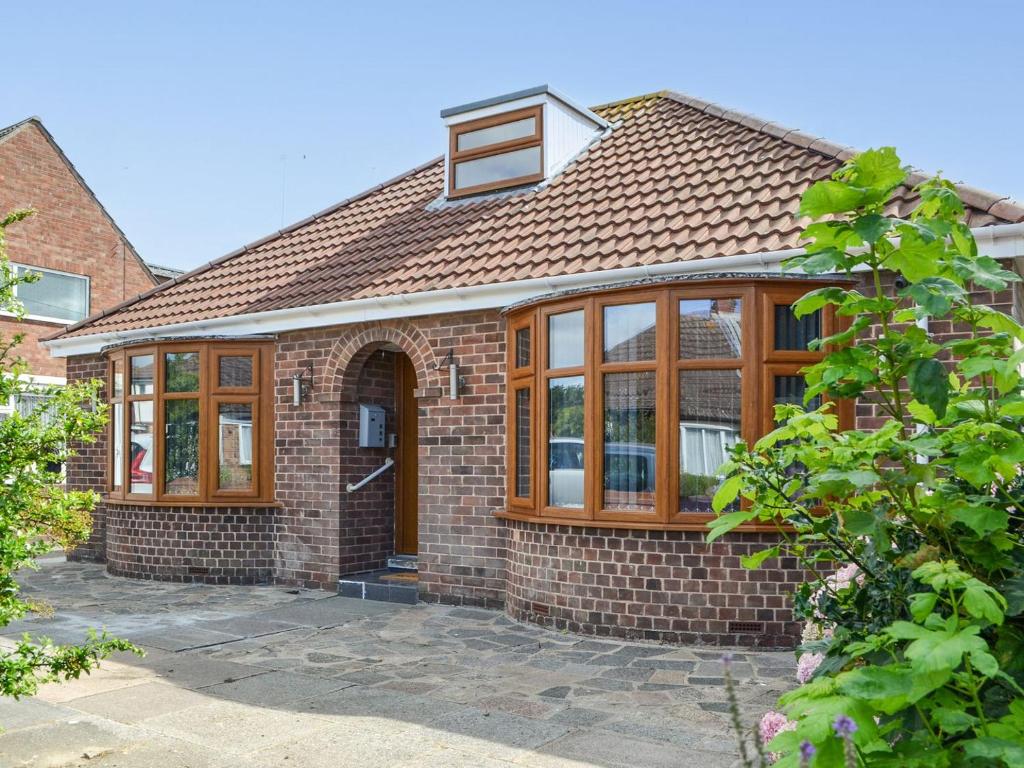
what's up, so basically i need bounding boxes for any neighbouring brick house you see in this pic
[46,87,1024,647]
[0,116,157,404]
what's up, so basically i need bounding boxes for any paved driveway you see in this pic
[0,556,795,767]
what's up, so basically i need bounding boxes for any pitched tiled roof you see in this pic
[52,92,1024,340]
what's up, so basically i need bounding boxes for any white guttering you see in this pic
[43,222,1024,358]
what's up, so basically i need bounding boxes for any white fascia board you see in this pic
[43,222,1024,359]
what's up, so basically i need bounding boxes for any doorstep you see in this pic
[338,568,418,605]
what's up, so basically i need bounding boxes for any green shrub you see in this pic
[711,149,1024,766]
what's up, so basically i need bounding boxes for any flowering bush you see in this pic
[711,149,1024,766]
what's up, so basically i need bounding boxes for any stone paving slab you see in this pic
[0,558,798,767]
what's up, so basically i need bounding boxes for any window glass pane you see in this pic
[219,403,253,490]
[603,371,656,511]
[773,375,822,413]
[515,388,531,498]
[454,146,542,190]
[548,310,584,369]
[679,370,741,512]
[219,356,254,388]
[548,376,584,508]
[679,298,742,359]
[457,117,536,152]
[775,304,821,351]
[112,402,123,489]
[112,359,123,398]
[515,327,531,368]
[16,267,88,321]
[129,400,154,494]
[165,352,200,392]
[130,355,154,395]
[164,399,199,495]
[604,303,656,362]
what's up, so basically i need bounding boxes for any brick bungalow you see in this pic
[44,87,1024,647]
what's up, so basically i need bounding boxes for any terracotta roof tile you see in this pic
[53,92,1024,340]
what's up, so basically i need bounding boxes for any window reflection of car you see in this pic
[130,434,153,484]
[548,437,656,508]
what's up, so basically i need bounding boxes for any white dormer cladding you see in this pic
[441,85,610,199]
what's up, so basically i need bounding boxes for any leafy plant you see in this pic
[710,149,1024,766]
[0,210,138,703]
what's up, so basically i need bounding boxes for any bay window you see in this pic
[106,341,274,504]
[503,278,850,529]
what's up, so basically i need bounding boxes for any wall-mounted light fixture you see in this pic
[292,363,314,406]
[434,349,463,400]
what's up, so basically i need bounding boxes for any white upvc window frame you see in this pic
[3,263,90,324]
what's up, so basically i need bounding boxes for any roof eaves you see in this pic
[46,153,448,341]
[662,90,1024,223]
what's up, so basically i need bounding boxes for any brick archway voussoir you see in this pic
[325,321,437,402]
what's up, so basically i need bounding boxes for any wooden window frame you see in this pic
[500,278,851,532]
[448,106,545,198]
[105,340,275,506]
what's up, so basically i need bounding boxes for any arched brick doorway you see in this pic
[326,322,433,576]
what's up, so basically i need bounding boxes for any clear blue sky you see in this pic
[5,1,1022,270]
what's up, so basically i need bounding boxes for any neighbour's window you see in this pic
[448,106,544,197]
[504,279,845,529]
[105,341,274,503]
[11,265,89,323]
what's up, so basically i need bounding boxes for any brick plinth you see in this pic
[104,503,275,584]
[505,520,804,648]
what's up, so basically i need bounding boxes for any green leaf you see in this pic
[1000,574,1024,617]
[838,666,914,714]
[887,231,944,282]
[711,474,743,514]
[741,545,780,569]
[963,737,1024,765]
[842,507,879,536]
[931,707,978,735]
[849,147,907,192]
[962,580,1006,624]
[792,287,847,318]
[906,399,937,425]
[799,180,869,218]
[852,213,894,244]
[907,358,950,418]
[902,277,964,317]
[948,503,1009,537]
[705,509,751,543]
[909,592,938,622]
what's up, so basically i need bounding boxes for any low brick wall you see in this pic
[104,503,276,585]
[505,520,803,648]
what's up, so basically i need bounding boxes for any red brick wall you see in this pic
[104,504,275,584]
[506,522,803,647]
[0,122,154,378]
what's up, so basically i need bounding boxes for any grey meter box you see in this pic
[358,404,386,448]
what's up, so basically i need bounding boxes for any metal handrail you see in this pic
[345,458,394,493]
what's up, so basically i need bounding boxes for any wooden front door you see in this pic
[394,354,418,555]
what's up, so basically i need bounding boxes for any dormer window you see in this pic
[448,106,544,198]
[441,86,610,201]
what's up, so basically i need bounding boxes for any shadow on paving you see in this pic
[0,557,796,768]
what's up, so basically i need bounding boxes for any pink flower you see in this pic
[797,652,824,683]
[760,710,797,744]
